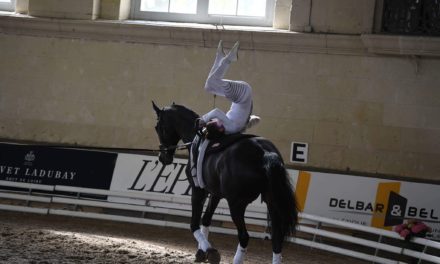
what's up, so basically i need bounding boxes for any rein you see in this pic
[10,142,192,153]
[160,142,192,151]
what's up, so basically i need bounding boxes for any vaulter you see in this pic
[198,40,259,133]
[191,40,260,189]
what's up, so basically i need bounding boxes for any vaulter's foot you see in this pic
[216,40,225,57]
[225,41,240,62]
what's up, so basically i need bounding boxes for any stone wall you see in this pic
[1,0,440,181]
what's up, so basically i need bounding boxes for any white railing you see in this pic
[1,180,439,264]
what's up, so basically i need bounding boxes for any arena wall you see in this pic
[1,0,440,181]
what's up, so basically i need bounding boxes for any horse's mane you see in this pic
[169,104,200,119]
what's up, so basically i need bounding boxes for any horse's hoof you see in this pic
[195,249,206,262]
[206,248,221,264]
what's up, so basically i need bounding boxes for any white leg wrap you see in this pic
[233,244,247,264]
[272,252,282,264]
[201,225,209,240]
[193,229,211,252]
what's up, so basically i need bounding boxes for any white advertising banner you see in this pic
[294,170,440,240]
[109,153,266,212]
[109,153,439,240]
[109,154,191,205]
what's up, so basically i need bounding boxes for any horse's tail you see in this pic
[263,152,298,238]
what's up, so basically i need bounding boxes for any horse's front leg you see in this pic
[191,187,220,263]
[201,194,221,241]
[191,186,208,245]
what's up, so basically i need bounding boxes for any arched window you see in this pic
[131,0,275,27]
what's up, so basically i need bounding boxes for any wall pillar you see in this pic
[290,0,312,32]
[28,0,100,20]
[15,0,29,14]
[273,0,293,30]
[100,0,131,20]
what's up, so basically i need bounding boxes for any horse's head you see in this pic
[152,101,180,165]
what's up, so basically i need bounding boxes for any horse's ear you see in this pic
[152,101,161,116]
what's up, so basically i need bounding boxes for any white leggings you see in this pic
[202,48,252,134]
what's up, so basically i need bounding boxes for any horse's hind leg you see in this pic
[228,201,249,264]
[204,196,222,264]
[266,199,284,264]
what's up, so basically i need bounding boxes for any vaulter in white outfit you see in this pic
[192,40,259,189]
[201,40,254,134]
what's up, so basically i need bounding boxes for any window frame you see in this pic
[130,0,275,27]
[0,0,15,11]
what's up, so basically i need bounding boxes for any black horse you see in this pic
[152,102,298,264]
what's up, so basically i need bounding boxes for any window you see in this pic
[131,0,275,27]
[0,0,14,11]
[382,0,440,36]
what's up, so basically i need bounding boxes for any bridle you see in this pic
[155,106,195,154]
[156,115,193,153]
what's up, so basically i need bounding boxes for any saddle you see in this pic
[190,132,256,188]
